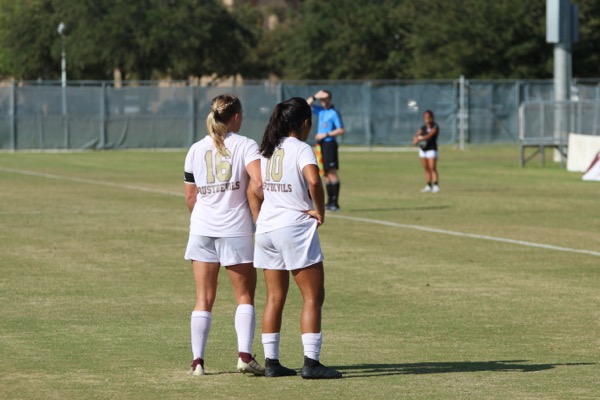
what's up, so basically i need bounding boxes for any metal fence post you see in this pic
[577,98,582,133]
[540,102,545,140]
[515,81,522,139]
[363,81,372,147]
[277,82,283,103]
[10,81,16,151]
[62,85,69,149]
[458,75,467,150]
[188,86,196,146]
[99,83,107,149]
[519,103,525,167]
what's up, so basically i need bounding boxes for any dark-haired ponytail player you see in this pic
[307,90,345,211]
[412,110,440,193]
[249,97,342,379]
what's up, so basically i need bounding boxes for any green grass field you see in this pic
[1,146,599,399]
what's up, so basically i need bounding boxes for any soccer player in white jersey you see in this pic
[251,97,342,379]
[183,94,265,376]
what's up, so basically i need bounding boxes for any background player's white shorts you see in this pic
[419,149,439,159]
[254,220,324,271]
[184,235,254,267]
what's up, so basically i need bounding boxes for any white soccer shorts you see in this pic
[419,149,439,159]
[254,220,324,271]
[184,235,254,267]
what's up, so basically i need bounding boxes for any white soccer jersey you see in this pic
[255,137,317,235]
[184,133,260,237]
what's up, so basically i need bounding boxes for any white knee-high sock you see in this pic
[302,332,322,361]
[234,304,255,354]
[191,311,212,360]
[262,332,280,360]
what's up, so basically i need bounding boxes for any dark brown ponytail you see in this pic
[260,97,312,159]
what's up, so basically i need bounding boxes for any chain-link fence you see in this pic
[1,79,600,150]
[520,100,600,143]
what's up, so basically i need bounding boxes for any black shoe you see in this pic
[301,356,342,379]
[327,204,340,212]
[325,203,335,211]
[265,358,297,377]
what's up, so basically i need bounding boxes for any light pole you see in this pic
[57,22,68,147]
[57,22,66,87]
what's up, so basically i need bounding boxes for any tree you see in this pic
[0,0,259,80]
[573,0,600,78]
[2,0,600,81]
[264,0,410,80]
[402,0,550,79]
[0,0,62,79]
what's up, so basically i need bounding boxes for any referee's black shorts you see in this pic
[320,140,339,171]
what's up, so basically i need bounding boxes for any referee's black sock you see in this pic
[326,183,334,206]
[331,182,340,207]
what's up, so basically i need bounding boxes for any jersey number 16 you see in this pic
[204,150,232,183]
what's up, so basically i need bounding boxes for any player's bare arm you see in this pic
[184,183,198,213]
[246,159,263,222]
[316,127,345,142]
[412,129,423,145]
[420,126,438,141]
[307,90,328,106]
[303,164,325,226]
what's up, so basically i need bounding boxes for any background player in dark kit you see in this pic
[307,90,345,211]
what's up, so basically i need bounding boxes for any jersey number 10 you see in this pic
[204,150,232,183]
[264,149,285,182]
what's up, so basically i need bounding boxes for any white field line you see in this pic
[327,214,600,257]
[2,166,599,258]
[0,167,183,198]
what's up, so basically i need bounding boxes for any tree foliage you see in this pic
[400,0,550,79]
[0,0,256,80]
[265,0,409,79]
[0,0,599,80]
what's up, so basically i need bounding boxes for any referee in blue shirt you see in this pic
[307,90,345,211]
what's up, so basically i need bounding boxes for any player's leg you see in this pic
[292,262,324,334]
[292,263,342,379]
[420,155,432,192]
[427,156,440,192]
[226,263,265,375]
[190,260,220,375]
[262,269,297,377]
[326,168,340,210]
[321,141,340,210]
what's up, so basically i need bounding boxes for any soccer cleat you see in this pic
[327,204,340,212]
[189,358,205,376]
[264,358,297,377]
[431,184,441,193]
[301,357,342,380]
[421,185,432,193]
[237,356,265,376]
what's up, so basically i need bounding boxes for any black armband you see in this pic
[184,171,195,183]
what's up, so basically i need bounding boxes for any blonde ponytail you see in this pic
[206,94,242,156]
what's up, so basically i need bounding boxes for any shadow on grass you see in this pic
[346,205,451,213]
[330,360,594,378]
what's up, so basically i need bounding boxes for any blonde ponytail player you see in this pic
[183,94,264,376]
[250,97,342,379]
